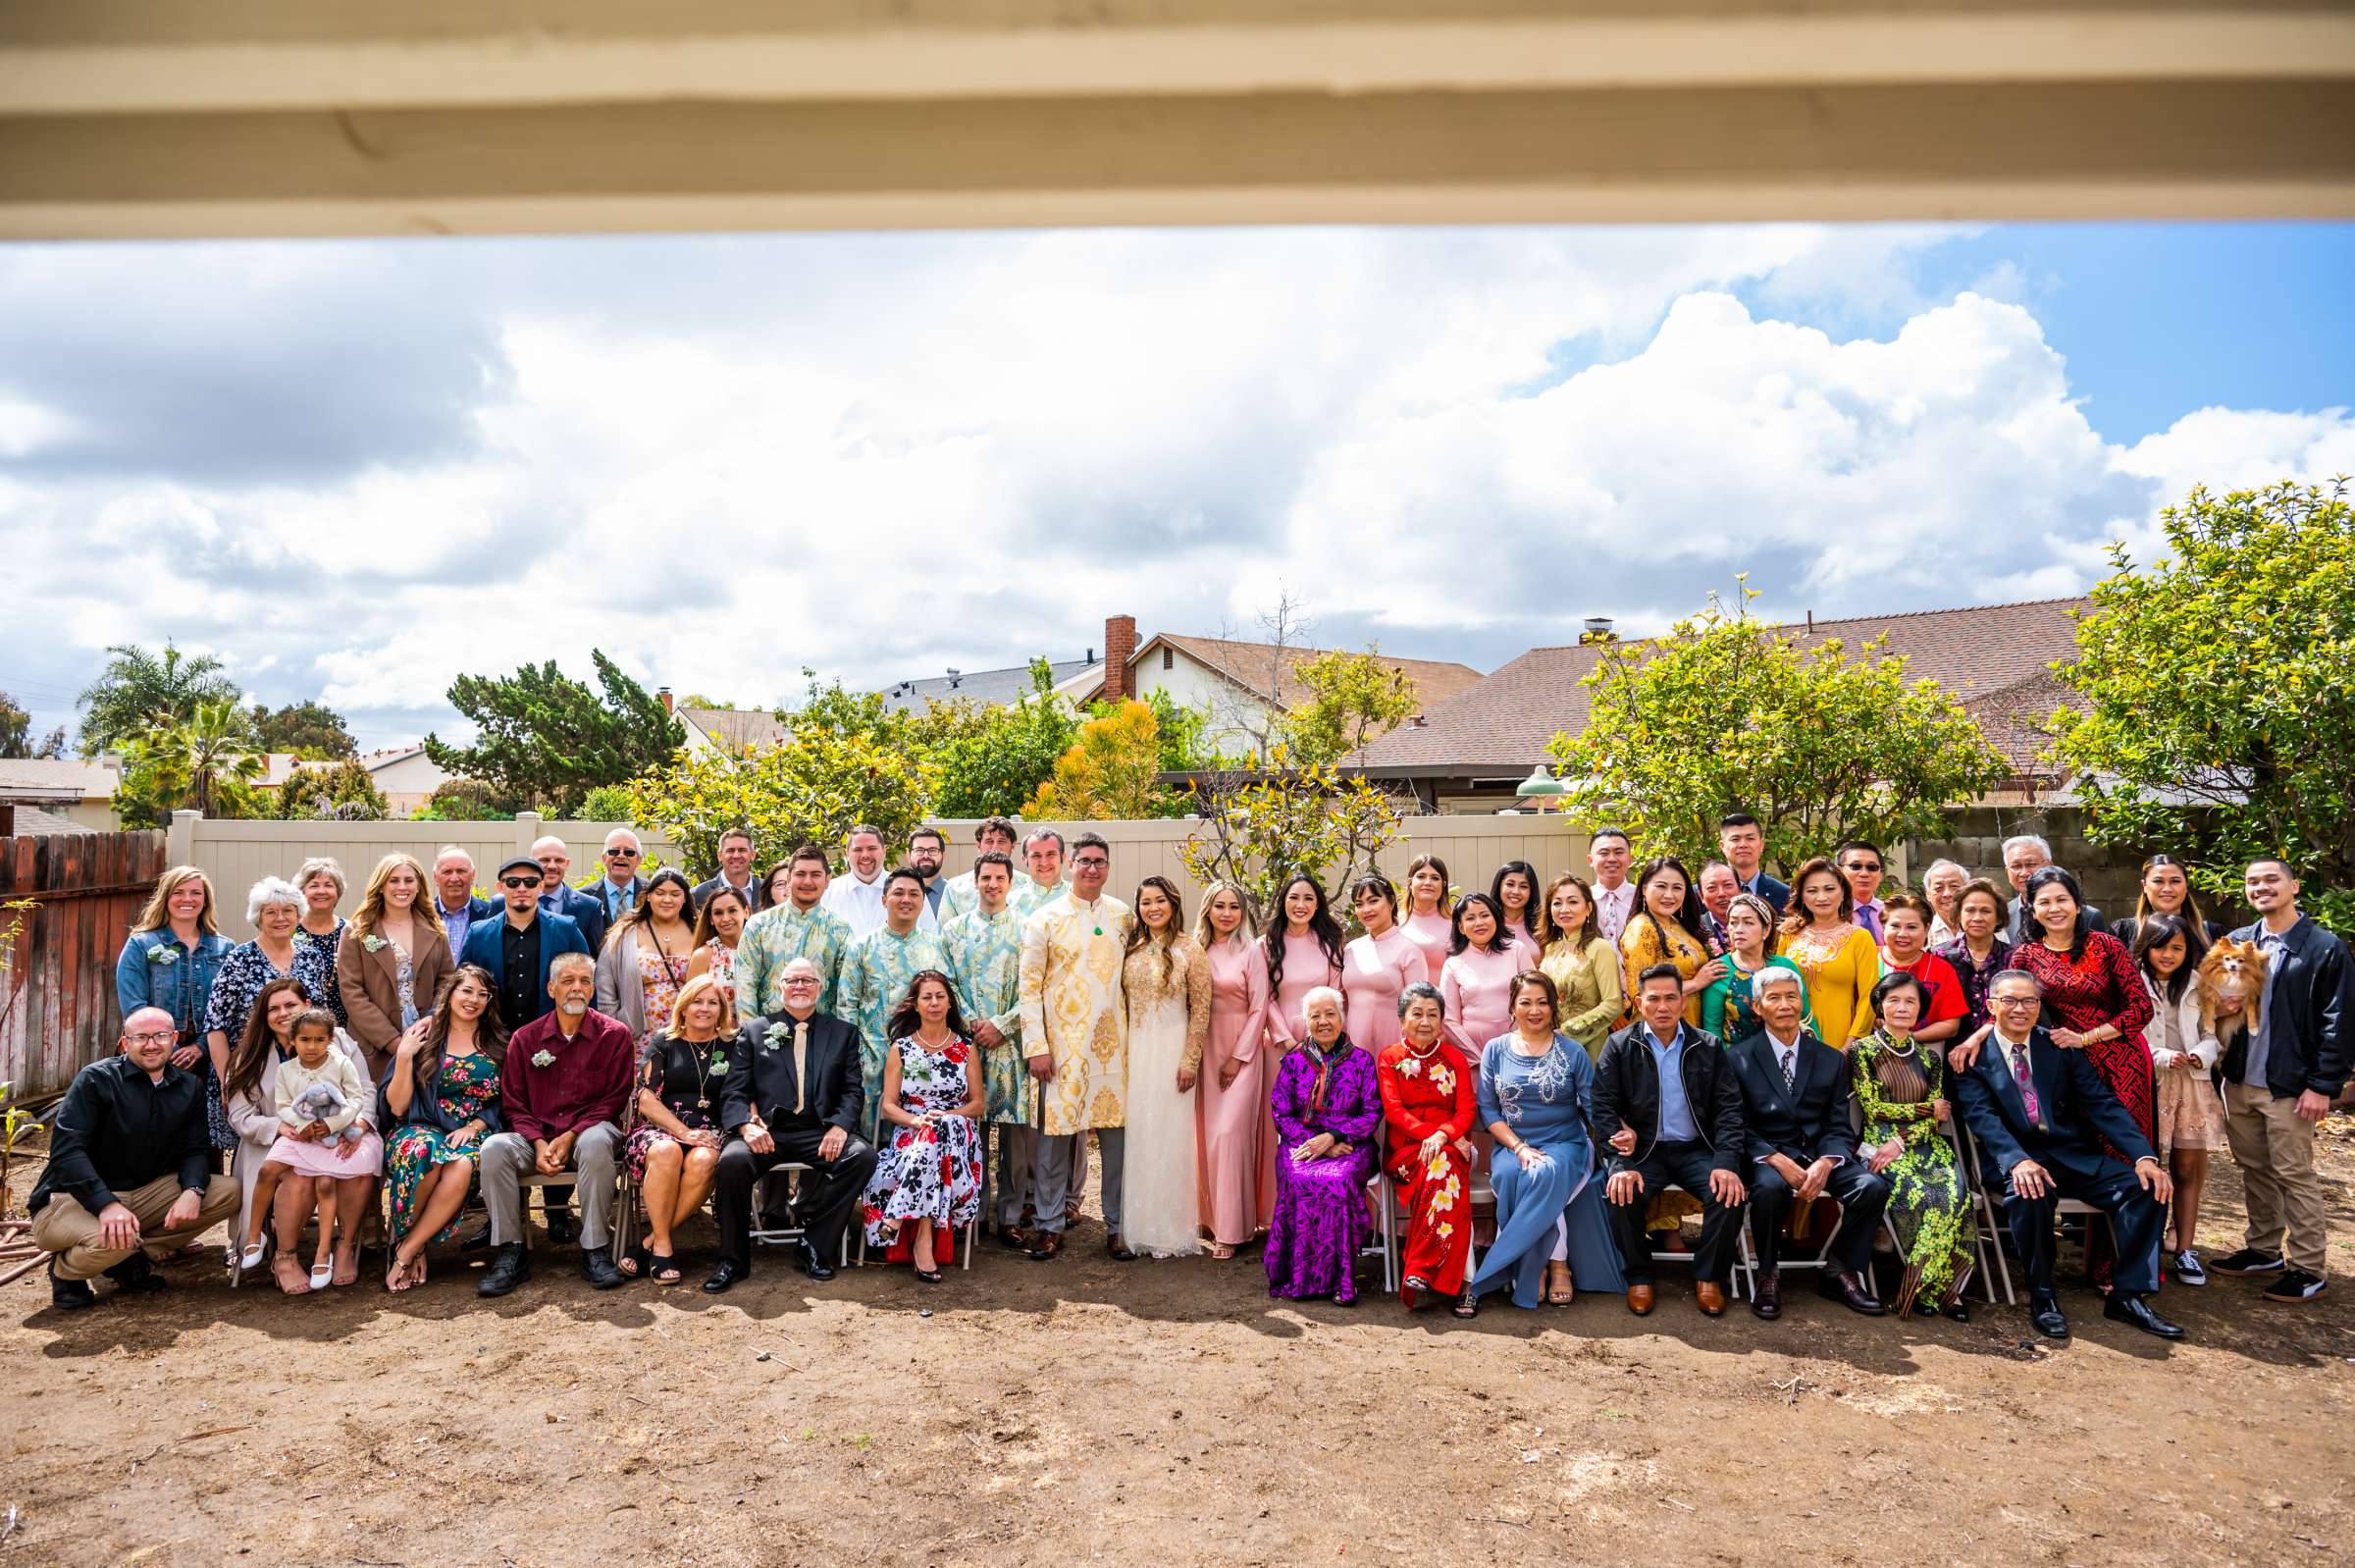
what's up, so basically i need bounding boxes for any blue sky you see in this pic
[0,219,2348,749]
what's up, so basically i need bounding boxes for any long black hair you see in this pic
[604,867,697,954]
[1632,855,1707,952]
[886,968,971,1042]
[1490,860,1541,935]
[1449,892,1514,957]
[2130,911,2208,1006]
[1266,872,1346,995]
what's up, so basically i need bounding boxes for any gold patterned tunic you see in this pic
[1018,892,1134,1135]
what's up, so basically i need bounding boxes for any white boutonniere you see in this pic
[530,1049,556,1068]
[762,1022,789,1052]
[361,934,388,953]
[709,1054,729,1072]
[146,945,180,967]
[292,929,315,950]
[1398,1056,1422,1077]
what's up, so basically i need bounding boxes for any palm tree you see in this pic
[170,700,266,817]
[76,643,239,757]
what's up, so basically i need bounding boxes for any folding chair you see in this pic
[1644,1180,1757,1300]
[1950,1120,2017,1305]
[1368,1128,1487,1297]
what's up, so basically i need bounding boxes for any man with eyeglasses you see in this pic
[31,1006,241,1312]
[1952,968,2182,1340]
[692,825,767,916]
[1018,832,1135,1261]
[591,827,651,928]
[1835,841,1889,942]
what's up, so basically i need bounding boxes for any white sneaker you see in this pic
[2173,1249,2208,1285]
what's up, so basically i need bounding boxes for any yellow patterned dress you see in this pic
[1018,892,1134,1136]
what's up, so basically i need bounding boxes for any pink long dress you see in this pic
[1402,910,1453,987]
[1343,925,1430,1057]
[1259,931,1346,1054]
[1195,935,1270,1246]
[1439,939,1541,1057]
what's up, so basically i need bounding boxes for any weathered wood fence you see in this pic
[0,830,167,1101]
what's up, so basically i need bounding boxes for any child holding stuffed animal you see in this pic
[2132,914,2227,1284]
[237,1008,384,1290]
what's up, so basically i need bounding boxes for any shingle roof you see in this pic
[1352,597,2094,774]
[0,758,119,799]
[1149,635,1486,714]
[0,804,91,835]
[874,657,1099,713]
[682,706,791,751]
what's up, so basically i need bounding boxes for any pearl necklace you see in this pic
[1404,1034,1442,1062]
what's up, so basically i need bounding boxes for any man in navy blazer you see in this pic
[1953,967,2181,1341]
[462,857,593,1032]
[431,846,503,966]
[1718,812,1789,915]
[531,835,609,954]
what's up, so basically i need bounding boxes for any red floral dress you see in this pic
[860,1033,983,1254]
[1376,1038,1478,1305]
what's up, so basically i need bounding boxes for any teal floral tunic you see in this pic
[733,901,855,1019]
[1851,1029,1977,1311]
[838,924,952,1141]
[941,904,1032,1126]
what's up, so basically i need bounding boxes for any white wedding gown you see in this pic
[1121,940,1206,1258]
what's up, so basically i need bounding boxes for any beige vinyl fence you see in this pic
[171,810,1591,939]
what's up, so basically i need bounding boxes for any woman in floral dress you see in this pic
[1376,983,1477,1310]
[621,972,735,1283]
[290,856,351,1027]
[594,869,698,1041]
[1851,971,1975,1319]
[382,965,507,1290]
[861,970,985,1281]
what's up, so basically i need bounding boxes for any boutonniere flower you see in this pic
[146,946,180,967]
[1398,1056,1422,1077]
[292,930,313,950]
[709,1055,730,1072]
[762,1022,789,1051]
[530,1049,556,1068]
[361,934,388,953]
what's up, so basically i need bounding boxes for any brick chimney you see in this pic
[1102,614,1137,702]
[656,685,675,714]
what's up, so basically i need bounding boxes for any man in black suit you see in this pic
[528,834,609,955]
[691,825,769,915]
[705,957,878,1292]
[1953,967,2181,1340]
[1725,967,1888,1319]
[1592,964,1749,1317]
[587,826,652,929]
[1719,811,1789,916]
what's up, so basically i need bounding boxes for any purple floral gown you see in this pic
[1264,1037,1382,1302]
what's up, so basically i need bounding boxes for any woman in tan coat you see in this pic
[335,852,449,1080]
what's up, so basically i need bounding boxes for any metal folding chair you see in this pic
[1951,1119,2017,1305]
[1643,1180,1757,1300]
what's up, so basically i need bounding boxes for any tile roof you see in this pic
[682,706,792,751]
[873,657,1099,713]
[1352,597,2094,774]
[1150,635,1487,713]
[0,758,119,799]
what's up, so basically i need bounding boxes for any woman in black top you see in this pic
[619,972,735,1282]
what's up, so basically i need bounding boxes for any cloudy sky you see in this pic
[1,221,2350,751]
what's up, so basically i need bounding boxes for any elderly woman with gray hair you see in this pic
[1264,985,1383,1304]
[1376,981,1479,1311]
[290,855,351,1027]
[202,876,333,1150]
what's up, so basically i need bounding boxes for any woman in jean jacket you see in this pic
[115,865,236,1145]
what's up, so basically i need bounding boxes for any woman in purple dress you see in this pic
[1264,986,1382,1304]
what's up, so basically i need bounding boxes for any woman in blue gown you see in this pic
[1464,970,1625,1314]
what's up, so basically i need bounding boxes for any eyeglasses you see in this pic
[1073,857,1109,868]
[125,1029,177,1046]
[500,876,541,889]
[782,975,819,987]
[604,848,640,860]
[1991,995,2040,1008]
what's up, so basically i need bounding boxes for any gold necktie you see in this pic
[793,1019,810,1116]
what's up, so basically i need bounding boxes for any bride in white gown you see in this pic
[1121,877,1211,1258]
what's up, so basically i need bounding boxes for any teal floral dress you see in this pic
[1851,1029,1977,1311]
[384,1049,502,1244]
[837,925,951,1142]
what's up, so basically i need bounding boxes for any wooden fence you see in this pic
[0,830,167,1101]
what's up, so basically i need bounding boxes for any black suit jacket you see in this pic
[1726,1027,1858,1167]
[545,884,609,956]
[692,873,771,915]
[1590,1020,1746,1175]
[719,1010,863,1138]
[1954,1024,2155,1187]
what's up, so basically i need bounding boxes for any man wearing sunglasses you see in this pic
[461,856,593,1035]
[591,827,651,928]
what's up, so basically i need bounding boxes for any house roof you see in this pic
[1,803,91,835]
[874,657,1099,713]
[1127,634,1487,714]
[681,706,791,751]
[0,758,119,800]
[1351,597,2094,775]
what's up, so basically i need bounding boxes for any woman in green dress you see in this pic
[1851,969,1976,1319]
[1697,893,1806,1042]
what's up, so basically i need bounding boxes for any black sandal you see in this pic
[614,1244,648,1280]
[1453,1286,1481,1319]
[650,1252,683,1285]
[915,1267,943,1284]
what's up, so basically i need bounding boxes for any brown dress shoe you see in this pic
[1626,1283,1656,1316]
[1695,1281,1728,1316]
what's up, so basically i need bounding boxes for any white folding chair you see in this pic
[1646,1180,1756,1300]
[1950,1119,2018,1305]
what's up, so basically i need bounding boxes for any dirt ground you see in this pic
[4,1125,2352,1568]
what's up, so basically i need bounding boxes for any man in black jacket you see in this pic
[1953,968,2180,1340]
[1591,964,1749,1317]
[2211,859,2351,1302]
[29,1007,240,1312]
[1725,967,1888,1320]
[705,958,877,1292]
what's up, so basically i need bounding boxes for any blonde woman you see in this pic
[1194,880,1269,1256]
[620,972,737,1283]
[116,865,235,1143]
[336,852,448,1079]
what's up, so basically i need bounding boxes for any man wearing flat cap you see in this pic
[461,854,593,1033]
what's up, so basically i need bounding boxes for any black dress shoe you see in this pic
[1751,1272,1783,1321]
[102,1253,170,1296]
[459,1224,493,1252]
[49,1258,95,1313]
[2103,1292,2185,1339]
[2028,1294,2069,1339]
[702,1258,747,1294]
[478,1241,531,1298]
[545,1208,579,1246]
[1106,1233,1137,1262]
[581,1243,625,1290]
[1945,1298,1971,1323]
[1818,1270,1885,1316]
[797,1242,837,1281]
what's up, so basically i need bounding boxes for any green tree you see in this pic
[273,758,390,820]
[251,700,357,759]
[116,699,267,825]
[414,777,513,821]
[1026,700,1188,819]
[1283,647,1421,767]
[1548,583,2007,875]
[2049,479,2355,934]
[424,651,686,816]
[626,729,939,878]
[1178,750,1404,928]
[932,660,1082,819]
[0,692,66,760]
[75,642,240,756]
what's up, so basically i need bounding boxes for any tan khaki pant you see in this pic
[32,1173,240,1281]
[2223,1080,2330,1274]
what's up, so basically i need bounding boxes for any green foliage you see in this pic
[76,642,240,756]
[577,784,637,822]
[412,777,514,821]
[1549,582,2008,875]
[2050,479,2355,934]
[1178,750,1404,928]
[424,650,686,816]
[0,691,66,760]
[931,659,1083,819]
[250,700,356,759]
[114,698,269,826]
[627,729,939,878]
[1283,647,1421,766]
[273,758,390,820]
[1104,687,1223,774]
[1026,700,1190,819]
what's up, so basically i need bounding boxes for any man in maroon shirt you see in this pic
[476,953,635,1294]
